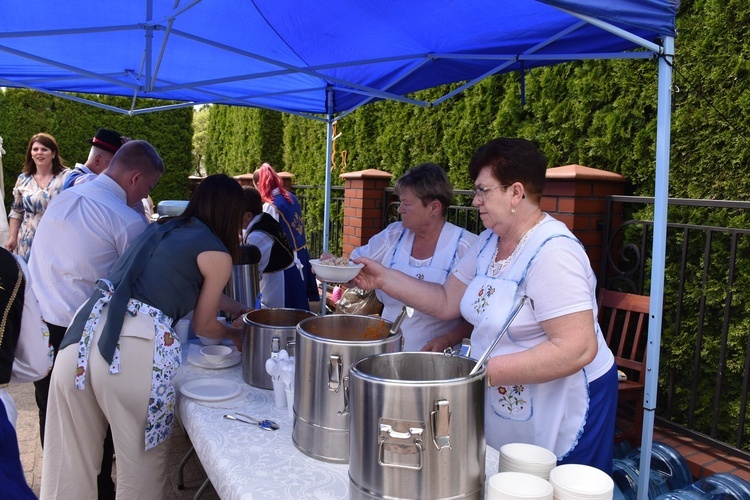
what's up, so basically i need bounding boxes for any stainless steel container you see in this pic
[225,245,261,308]
[348,351,486,500]
[241,308,315,388]
[156,200,189,217]
[292,314,403,463]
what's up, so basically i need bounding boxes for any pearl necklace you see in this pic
[489,214,546,276]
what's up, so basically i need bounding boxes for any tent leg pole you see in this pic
[637,34,674,500]
[320,88,334,316]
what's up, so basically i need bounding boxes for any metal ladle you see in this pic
[469,295,531,376]
[223,413,280,431]
[389,306,408,336]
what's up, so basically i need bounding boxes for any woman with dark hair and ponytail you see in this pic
[254,163,319,310]
[40,174,250,499]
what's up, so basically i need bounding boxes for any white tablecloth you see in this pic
[175,340,499,500]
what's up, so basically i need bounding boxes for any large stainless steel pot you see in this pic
[348,351,486,500]
[292,314,403,463]
[241,308,316,388]
[225,245,261,309]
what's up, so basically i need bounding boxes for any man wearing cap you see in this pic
[62,128,128,190]
[28,140,164,499]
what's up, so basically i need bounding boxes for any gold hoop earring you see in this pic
[511,208,516,216]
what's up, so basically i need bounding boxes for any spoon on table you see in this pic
[223,413,280,431]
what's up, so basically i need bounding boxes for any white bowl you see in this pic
[499,443,558,479]
[488,471,554,500]
[200,345,233,364]
[310,258,364,283]
[549,464,614,499]
[196,335,222,346]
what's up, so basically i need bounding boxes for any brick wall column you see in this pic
[235,173,254,186]
[340,169,392,257]
[541,164,629,277]
[231,171,291,189]
[277,171,293,191]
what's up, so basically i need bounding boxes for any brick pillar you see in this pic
[541,165,629,277]
[277,171,293,191]
[340,169,392,257]
[235,173,254,186]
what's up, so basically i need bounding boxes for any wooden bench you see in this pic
[597,289,650,447]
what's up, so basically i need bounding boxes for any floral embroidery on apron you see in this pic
[74,279,180,451]
[493,384,530,418]
[460,217,590,457]
[472,284,496,315]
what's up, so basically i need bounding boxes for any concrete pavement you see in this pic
[8,381,219,499]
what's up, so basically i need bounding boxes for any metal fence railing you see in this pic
[601,195,750,457]
[294,184,345,258]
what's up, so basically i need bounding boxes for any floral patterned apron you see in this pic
[377,224,467,351]
[460,218,588,459]
[73,279,180,450]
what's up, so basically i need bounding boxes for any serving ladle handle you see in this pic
[469,295,531,376]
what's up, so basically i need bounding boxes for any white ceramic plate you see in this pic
[189,351,241,369]
[310,258,364,282]
[179,378,243,402]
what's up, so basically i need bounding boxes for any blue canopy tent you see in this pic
[0,1,678,494]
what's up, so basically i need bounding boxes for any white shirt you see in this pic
[351,221,477,350]
[243,214,285,309]
[70,162,96,186]
[28,174,147,326]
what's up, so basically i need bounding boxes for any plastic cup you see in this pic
[273,380,287,408]
[173,319,190,345]
[286,387,294,419]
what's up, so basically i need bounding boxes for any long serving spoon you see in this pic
[469,295,532,376]
[223,413,280,431]
[389,306,408,336]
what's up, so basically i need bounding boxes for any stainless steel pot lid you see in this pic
[156,200,189,216]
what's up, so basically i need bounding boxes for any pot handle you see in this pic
[377,423,424,470]
[431,399,451,451]
[337,376,350,417]
[328,354,342,392]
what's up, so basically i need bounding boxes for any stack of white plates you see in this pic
[548,464,614,500]
[499,443,558,480]
[487,472,554,500]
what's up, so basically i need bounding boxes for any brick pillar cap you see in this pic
[547,164,627,182]
[235,173,254,182]
[277,171,293,181]
[340,169,393,181]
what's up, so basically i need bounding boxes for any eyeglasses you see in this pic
[471,185,508,200]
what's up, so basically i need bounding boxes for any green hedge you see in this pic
[0,89,194,207]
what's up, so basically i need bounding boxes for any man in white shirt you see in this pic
[27,140,164,499]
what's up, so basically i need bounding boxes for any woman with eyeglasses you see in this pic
[353,138,617,473]
[342,163,477,352]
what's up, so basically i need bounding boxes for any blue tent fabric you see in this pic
[542,0,679,36]
[0,3,678,497]
[0,0,678,115]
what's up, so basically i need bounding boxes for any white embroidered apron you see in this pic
[73,279,180,451]
[460,218,588,459]
[377,224,467,351]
